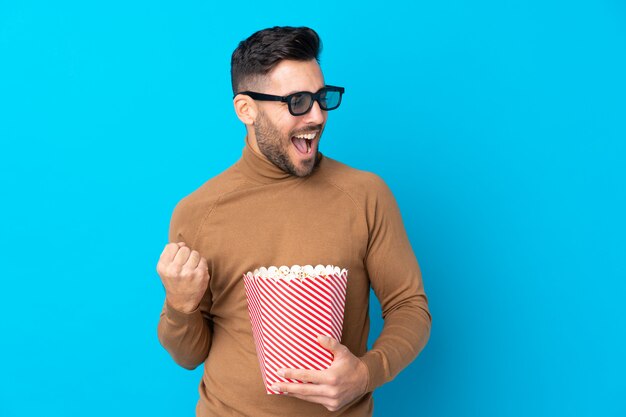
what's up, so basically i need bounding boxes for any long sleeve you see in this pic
[359,174,432,392]
[157,197,214,370]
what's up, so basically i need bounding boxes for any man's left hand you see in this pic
[271,335,369,412]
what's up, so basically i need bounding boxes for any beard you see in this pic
[253,110,321,177]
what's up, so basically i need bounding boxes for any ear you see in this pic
[233,94,258,126]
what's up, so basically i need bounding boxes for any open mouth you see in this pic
[290,132,317,155]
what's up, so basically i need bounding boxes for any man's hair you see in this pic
[231,26,322,94]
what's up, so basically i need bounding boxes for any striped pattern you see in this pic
[243,269,348,394]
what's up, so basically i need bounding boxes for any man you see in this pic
[157,26,431,416]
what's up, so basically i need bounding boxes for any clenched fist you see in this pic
[156,242,210,314]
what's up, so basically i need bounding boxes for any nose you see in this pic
[303,99,326,125]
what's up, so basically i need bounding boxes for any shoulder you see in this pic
[316,156,401,234]
[168,163,246,243]
[317,155,393,203]
[178,165,243,209]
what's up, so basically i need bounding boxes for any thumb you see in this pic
[317,335,343,354]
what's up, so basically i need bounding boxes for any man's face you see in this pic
[252,59,328,177]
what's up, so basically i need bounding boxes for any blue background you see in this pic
[1,1,624,416]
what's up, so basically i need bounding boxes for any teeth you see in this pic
[294,132,317,140]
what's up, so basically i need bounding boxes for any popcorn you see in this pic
[250,264,343,281]
[243,264,348,394]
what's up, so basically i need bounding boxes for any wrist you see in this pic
[356,357,370,395]
[166,297,199,314]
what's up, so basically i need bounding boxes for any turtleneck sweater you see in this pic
[157,137,431,417]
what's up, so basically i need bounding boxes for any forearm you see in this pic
[360,298,431,392]
[157,300,212,370]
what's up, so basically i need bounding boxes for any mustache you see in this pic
[290,125,324,136]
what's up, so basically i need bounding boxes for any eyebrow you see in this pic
[283,86,326,96]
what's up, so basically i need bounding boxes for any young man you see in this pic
[156,26,431,416]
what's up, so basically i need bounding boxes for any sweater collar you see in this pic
[238,135,324,184]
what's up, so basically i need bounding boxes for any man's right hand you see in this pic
[156,242,210,314]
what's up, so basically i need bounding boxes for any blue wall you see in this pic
[1,1,624,416]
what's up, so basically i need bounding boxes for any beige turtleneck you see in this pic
[157,138,431,416]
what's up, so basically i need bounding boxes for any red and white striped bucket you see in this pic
[243,265,348,394]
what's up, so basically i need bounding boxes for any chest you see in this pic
[195,182,368,306]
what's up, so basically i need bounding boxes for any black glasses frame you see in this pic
[234,85,345,116]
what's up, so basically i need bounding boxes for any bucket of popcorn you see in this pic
[243,264,348,394]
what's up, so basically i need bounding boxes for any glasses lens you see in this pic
[320,88,341,110]
[289,93,313,115]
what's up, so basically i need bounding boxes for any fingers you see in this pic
[271,381,325,397]
[284,392,329,405]
[159,242,183,263]
[198,257,209,274]
[184,250,201,270]
[317,335,346,355]
[286,393,343,412]
[278,368,325,385]
[273,382,343,411]
[158,242,206,273]
[172,245,191,265]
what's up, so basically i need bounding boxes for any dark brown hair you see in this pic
[231,26,322,94]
